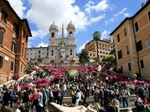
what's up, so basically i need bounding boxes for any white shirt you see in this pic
[15,109,21,112]
[76,92,82,101]
[63,84,67,91]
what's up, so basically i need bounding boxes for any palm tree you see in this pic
[93,31,101,40]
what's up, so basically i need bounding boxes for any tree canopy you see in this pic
[93,31,101,40]
[79,49,89,64]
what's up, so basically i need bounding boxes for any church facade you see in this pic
[27,21,79,65]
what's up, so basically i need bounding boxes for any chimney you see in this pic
[141,3,145,7]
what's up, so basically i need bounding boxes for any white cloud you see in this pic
[101,30,110,39]
[114,8,127,17]
[124,13,130,17]
[105,8,130,25]
[25,0,105,39]
[84,1,95,16]
[7,0,107,40]
[88,14,105,25]
[105,18,114,26]
[7,0,26,18]
[37,42,48,47]
[85,0,110,15]
[29,30,46,40]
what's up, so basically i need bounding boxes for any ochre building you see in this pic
[0,0,32,83]
[85,39,113,62]
[110,1,150,79]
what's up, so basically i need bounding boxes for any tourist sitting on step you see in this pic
[111,98,120,112]
[135,96,145,112]
[143,97,150,111]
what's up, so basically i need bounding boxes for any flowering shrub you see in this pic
[37,83,47,87]
[32,66,39,70]
[110,58,117,65]
[91,71,97,74]
[116,74,126,81]
[54,74,62,79]
[104,64,110,69]
[50,60,55,64]
[20,84,36,90]
[12,73,20,80]
[116,68,123,73]
[35,79,50,84]
[35,79,51,87]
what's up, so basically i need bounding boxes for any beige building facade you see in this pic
[85,39,113,62]
[110,1,150,79]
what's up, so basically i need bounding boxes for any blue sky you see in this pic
[8,0,147,53]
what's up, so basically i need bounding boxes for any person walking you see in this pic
[57,88,63,105]
[48,87,54,103]
[62,83,67,97]
[121,88,129,108]
[10,87,18,108]
[41,88,48,111]
[22,90,29,105]
[37,89,43,112]
[31,89,38,112]
[2,88,9,107]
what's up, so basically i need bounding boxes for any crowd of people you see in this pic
[0,65,150,112]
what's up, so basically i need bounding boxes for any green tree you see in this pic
[37,57,42,63]
[110,46,116,57]
[93,31,101,40]
[79,49,89,64]
[102,55,115,63]
[50,60,55,66]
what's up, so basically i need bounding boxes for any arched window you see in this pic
[70,49,72,55]
[51,32,55,38]
[51,49,54,56]
[69,32,73,37]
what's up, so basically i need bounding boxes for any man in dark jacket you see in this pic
[2,88,9,107]
[10,87,18,107]
[22,90,29,104]
[48,87,54,102]
[57,88,63,105]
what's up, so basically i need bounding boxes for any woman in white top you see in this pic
[75,89,82,106]
[12,103,21,112]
